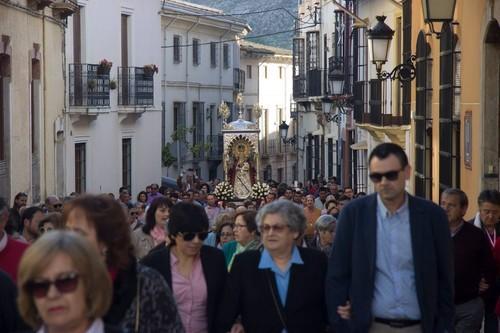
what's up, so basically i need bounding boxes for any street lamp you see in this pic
[367,16,416,82]
[279,121,296,184]
[421,0,457,36]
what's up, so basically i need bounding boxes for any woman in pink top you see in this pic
[141,203,227,333]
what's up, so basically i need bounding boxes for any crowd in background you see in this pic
[0,148,500,333]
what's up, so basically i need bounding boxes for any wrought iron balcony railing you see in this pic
[69,63,110,107]
[233,68,245,92]
[118,67,154,106]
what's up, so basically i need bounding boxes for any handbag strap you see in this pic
[266,270,288,331]
[135,275,141,333]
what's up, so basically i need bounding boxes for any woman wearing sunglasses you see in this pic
[64,195,184,333]
[141,202,227,333]
[17,230,122,333]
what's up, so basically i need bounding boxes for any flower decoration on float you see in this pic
[250,182,270,200]
[214,181,234,201]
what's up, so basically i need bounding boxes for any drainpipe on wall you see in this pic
[42,12,47,202]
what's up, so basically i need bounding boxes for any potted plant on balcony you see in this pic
[143,64,158,76]
[109,79,117,90]
[87,79,97,91]
[97,59,112,75]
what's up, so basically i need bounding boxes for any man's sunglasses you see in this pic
[178,231,209,241]
[25,272,79,299]
[369,169,403,183]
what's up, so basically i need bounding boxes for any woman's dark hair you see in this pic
[168,203,209,244]
[143,197,173,235]
[234,210,258,235]
[368,142,409,168]
[136,191,148,203]
[39,212,64,230]
[63,195,133,269]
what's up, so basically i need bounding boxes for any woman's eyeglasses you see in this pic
[25,272,79,299]
[220,232,233,237]
[261,224,289,234]
[178,231,209,241]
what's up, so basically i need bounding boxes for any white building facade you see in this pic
[63,0,163,196]
[160,0,250,182]
[239,41,294,184]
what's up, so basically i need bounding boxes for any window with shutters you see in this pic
[369,79,382,126]
[173,35,181,64]
[223,44,230,69]
[75,143,86,194]
[210,42,217,68]
[122,138,132,192]
[402,0,412,125]
[293,38,306,98]
[192,102,205,160]
[353,81,367,123]
[193,39,200,66]
[414,31,433,199]
[439,23,460,193]
[247,65,252,79]
[306,31,320,70]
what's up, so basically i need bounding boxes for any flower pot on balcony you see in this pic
[143,64,158,76]
[97,66,111,75]
[87,80,97,91]
[109,80,117,90]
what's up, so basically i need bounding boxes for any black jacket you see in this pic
[326,193,454,333]
[104,258,184,333]
[141,245,227,333]
[216,247,328,333]
[1,270,28,333]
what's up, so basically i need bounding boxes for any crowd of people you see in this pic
[0,142,499,333]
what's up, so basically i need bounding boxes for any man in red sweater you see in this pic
[0,197,29,282]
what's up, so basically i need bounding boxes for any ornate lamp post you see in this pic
[367,16,416,82]
[279,121,296,184]
[421,0,457,36]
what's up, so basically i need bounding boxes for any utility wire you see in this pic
[161,24,317,49]
[161,5,317,24]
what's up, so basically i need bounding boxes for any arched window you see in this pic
[439,23,460,193]
[414,31,433,199]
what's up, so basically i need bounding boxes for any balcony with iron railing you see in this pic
[118,67,154,107]
[354,80,396,127]
[267,137,283,156]
[293,69,324,100]
[69,63,110,108]
[233,68,245,92]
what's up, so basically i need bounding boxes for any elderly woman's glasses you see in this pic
[25,272,79,298]
[178,231,209,241]
[261,224,289,234]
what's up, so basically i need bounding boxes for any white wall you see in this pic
[64,0,163,196]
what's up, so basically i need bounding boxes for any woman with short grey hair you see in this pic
[308,215,336,256]
[217,200,328,333]
[256,200,306,235]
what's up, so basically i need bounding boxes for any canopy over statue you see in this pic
[220,103,260,200]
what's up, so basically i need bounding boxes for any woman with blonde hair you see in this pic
[17,230,122,332]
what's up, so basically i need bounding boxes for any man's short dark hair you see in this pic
[442,188,469,208]
[168,203,209,244]
[21,206,43,222]
[478,189,500,206]
[368,143,409,169]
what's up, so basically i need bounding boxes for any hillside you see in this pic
[186,0,297,49]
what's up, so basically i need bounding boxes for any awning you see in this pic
[350,140,368,150]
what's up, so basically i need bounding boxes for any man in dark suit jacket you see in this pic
[326,143,454,333]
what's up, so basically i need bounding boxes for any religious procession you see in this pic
[2,0,500,331]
